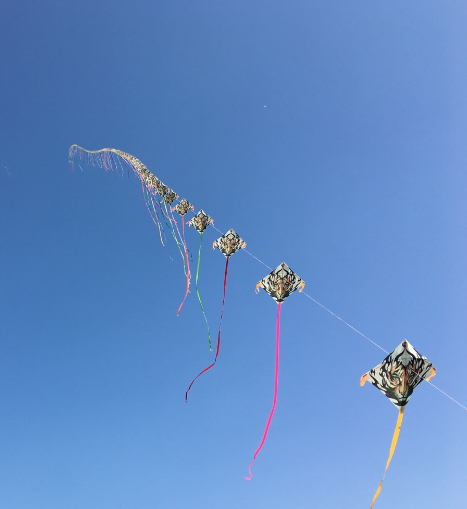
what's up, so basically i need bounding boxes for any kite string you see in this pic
[426,381,467,412]
[300,291,389,354]
[245,301,281,481]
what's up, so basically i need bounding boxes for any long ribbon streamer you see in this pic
[177,218,191,316]
[369,407,405,508]
[141,182,165,245]
[185,257,229,402]
[245,301,282,480]
[162,200,187,271]
[195,232,211,350]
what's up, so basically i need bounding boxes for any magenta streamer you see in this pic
[245,302,282,480]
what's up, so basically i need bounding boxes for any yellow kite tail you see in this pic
[370,406,405,509]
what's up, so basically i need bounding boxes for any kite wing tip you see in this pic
[360,373,370,386]
[425,367,436,382]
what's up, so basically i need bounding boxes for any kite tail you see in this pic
[69,145,137,178]
[155,197,186,266]
[369,407,405,508]
[170,208,188,276]
[142,182,165,245]
[195,232,211,350]
[185,257,229,401]
[245,302,282,481]
[177,219,191,316]
[164,201,187,271]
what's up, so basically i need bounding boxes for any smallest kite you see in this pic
[360,340,436,508]
[188,210,213,350]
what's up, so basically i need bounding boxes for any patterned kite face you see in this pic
[139,166,151,178]
[188,210,213,233]
[146,173,160,189]
[173,198,193,216]
[257,263,305,303]
[163,189,178,205]
[361,340,435,408]
[213,229,246,258]
[155,181,168,197]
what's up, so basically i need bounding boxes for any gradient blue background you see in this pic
[1,1,466,507]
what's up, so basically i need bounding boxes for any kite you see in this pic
[245,262,305,480]
[360,340,436,508]
[188,210,214,350]
[185,229,246,401]
[172,198,195,315]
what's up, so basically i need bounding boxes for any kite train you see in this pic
[70,145,447,502]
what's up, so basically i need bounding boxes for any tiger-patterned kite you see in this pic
[187,210,214,351]
[185,230,246,401]
[245,263,305,480]
[360,340,436,508]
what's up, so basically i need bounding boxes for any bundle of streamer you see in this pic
[185,229,246,401]
[172,199,195,315]
[69,145,194,309]
[187,210,214,350]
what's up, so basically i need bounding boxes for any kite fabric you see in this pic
[172,199,195,315]
[188,210,213,350]
[185,230,246,401]
[255,262,305,303]
[360,340,436,508]
[246,263,305,480]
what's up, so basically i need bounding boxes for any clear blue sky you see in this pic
[1,1,467,507]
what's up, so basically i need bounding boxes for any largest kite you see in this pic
[360,340,436,508]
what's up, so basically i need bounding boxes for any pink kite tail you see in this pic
[177,217,191,316]
[245,301,282,480]
[185,257,229,402]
